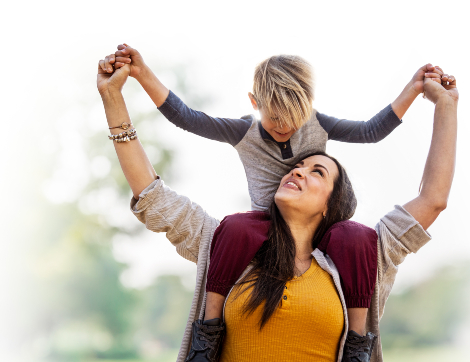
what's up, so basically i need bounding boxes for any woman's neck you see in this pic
[284,214,322,258]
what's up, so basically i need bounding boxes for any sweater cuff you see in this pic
[381,205,432,254]
[206,279,232,297]
[345,295,372,308]
[130,177,161,212]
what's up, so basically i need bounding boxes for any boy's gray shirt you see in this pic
[130,178,432,362]
[159,91,402,210]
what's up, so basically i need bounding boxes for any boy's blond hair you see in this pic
[253,55,314,130]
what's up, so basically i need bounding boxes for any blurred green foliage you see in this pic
[380,263,470,349]
[23,63,206,361]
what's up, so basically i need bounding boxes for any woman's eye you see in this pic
[312,169,324,177]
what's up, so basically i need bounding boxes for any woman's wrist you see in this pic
[100,89,132,130]
[436,93,458,107]
[100,87,123,101]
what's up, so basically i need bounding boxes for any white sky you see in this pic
[2,0,470,297]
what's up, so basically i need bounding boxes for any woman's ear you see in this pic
[248,92,258,111]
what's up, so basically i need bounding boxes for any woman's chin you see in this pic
[274,192,299,209]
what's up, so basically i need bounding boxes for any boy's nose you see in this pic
[277,123,292,133]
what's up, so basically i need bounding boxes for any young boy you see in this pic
[105,45,441,361]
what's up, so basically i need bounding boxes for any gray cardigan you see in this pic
[130,177,432,362]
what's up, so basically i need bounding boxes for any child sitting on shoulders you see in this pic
[104,45,442,362]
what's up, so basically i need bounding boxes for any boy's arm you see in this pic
[113,44,252,147]
[157,90,252,146]
[317,64,443,144]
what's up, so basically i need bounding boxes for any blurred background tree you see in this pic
[16,62,201,361]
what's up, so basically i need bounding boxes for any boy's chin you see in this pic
[271,133,293,142]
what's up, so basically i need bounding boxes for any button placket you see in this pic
[281,282,291,309]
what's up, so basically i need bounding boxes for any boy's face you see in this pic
[260,113,297,142]
[249,93,297,143]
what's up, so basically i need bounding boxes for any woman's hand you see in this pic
[97,55,131,95]
[423,73,458,104]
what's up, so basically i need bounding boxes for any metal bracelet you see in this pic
[108,128,138,142]
[109,121,133,130]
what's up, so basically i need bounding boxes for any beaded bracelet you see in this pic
[108,128,138,143]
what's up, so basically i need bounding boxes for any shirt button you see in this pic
[283,295,287,300]
[284,144,287,149]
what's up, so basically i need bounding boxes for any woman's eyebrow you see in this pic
[313,164,329,175]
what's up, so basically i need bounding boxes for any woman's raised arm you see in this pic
[97,56,157,199]
[98,56,218,263]
[402,74,458,230]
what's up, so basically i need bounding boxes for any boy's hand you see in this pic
[113,43,148,81]
[411,64,444,94]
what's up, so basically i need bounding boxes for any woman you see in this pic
[97,58,458,362]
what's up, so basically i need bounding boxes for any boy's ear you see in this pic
[248,92,258,111]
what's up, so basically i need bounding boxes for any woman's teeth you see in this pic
[286,182,299,190]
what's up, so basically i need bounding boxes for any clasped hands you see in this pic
[97,44,458,104]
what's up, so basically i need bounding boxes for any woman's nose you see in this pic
[293,168,305,178]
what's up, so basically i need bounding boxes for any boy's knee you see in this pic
[321,220,378,257]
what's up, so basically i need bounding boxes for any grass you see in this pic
[34,347,467,362]
[383,346,466,362]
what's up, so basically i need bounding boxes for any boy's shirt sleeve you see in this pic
[317,104,402,143]
[158,90,252,147]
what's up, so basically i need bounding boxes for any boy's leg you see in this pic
[186,213,269,361]
[343,308,376,362]
[347,308,368,335]
[204,292,226,321]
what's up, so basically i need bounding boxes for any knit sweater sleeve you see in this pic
[317,220,378,308]
[130,177,217,263]
[375,205,432,320]
[158,90,253,147]
[317,104,402,143]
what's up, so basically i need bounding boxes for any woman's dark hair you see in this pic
[236,151,357,328]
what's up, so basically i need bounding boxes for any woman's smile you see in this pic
[283,178,302,191]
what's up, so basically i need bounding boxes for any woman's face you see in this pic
[275,155,339,219]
